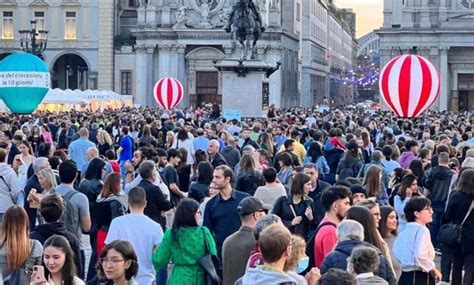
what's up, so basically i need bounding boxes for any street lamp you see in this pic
[19,20,48,59]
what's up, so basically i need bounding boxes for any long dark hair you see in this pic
[197,162,213,185]
[379,205,398,238]
[409,159,425,180]
[43,235,76,285]
[84,157,106,180]
[397,174,418,201]
[307,142,323,163]
[346,206,385,253]
[172,199,200,239]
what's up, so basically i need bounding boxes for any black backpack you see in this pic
[302,221,336,275]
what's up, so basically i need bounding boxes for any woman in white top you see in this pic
[31,235,84,285]
[393,197,441,285]
[173,128,195,192]
[13,140,36,189]
[394,174,422,233]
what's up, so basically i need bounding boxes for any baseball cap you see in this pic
[237,197,268,216]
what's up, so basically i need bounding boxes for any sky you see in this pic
[335,0,383,38]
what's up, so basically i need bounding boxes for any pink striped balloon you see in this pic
[153,77,184,110]
[379,54,440,118]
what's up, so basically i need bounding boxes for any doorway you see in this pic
[196,71,219,106]
[458,74,474,112]
[52,53,89,90]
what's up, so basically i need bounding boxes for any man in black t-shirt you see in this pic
[161,148,186,206]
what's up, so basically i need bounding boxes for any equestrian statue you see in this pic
[225,0,265,60]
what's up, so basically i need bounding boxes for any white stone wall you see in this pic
[98,0,114,90]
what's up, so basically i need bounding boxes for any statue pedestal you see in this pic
[214,60,279,118]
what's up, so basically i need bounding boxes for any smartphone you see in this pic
[33,265,45,282]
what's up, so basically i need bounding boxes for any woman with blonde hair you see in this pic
[0,205,43,283]
[97,129,113,157]
[363,166,389,206]
[284,235,311,284]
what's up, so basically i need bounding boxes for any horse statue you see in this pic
[225,0,265,60]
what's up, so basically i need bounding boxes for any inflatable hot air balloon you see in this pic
[379,54,440,118]
[0,53,50,114]
[153,77,184,110]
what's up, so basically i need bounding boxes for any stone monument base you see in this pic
[214,60,280,118]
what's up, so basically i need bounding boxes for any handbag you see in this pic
[438,200,474,246]
[198,228,221,285]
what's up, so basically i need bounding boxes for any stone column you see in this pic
[439,47,449,111]
[146,47,155,107]
[177,45,187,106]
[135,47,148,106]
[98,0,114,90]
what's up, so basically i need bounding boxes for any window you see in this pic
[128,0,139,8]
[2,11,13,39]
[121,71,132,95]
[65,11,76,39]
[34,11,45,31]
[296,3,301,21]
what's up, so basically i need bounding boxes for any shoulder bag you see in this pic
[198,227,221,285]
[438,200,474,247]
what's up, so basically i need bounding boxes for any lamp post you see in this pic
[19,20,48,59]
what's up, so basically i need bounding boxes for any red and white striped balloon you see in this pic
[379,54,440,118]
[153,77,184,110]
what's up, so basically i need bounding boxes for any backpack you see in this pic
[50,189,81,239]
[302,221,336,275]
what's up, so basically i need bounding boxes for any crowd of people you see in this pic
[0,104,472,285]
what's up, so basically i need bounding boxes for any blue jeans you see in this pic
[156,269,168,285]
[429,201,446,249]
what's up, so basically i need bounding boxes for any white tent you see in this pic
[42,88,87,104]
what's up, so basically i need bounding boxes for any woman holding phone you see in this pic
[30,235,84,285]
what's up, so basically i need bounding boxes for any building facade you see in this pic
[377,0,474,111]
[114,0,356,109]
[0,0,103,91]
[299,0,355,107]
[113,0,300,108]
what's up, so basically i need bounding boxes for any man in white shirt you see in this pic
[106,186,164,285]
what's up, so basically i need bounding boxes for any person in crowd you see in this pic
[443,169,474,285]
[30,194,82,276]
[222,197,266,285]
[97,129,113,156]
[208,139,227,169]
[317,268,357,285]
[423,152,454,248]
[29,126,44,156]
[0,148,23,221]
[304,163,331,224]
[172,128,194,192]
[116,126,134,180]
[193,128,210,152]
[96,240,139,285]
[378,205,401,279]
[321,219,396,284]
[235,153,263,196]
[283,235,314,284]
[275,152,293,189]
[348,246,389,285]
[399,140,420,169]
[153,198,217,285]
[382,145,401,177]
[68,128,95,178]
[409,159,426,189]
[203,165,249,264]
[106,187,164,285]
[314,186,352,268]
[240,128,260,151]
[136,161,173,230]
[350,184,368,205]
[24,157,51,230]
[305,141,330,178]
[237,224,317,285]
[161,148,186,207]
[345,206,393,271]
[358,151,390,188]
[254,167,286,212]
[0,205,43,283]
[362,165,389,205]
[336,140,363,182]
[220,136,241,169]
[50,160,91,278]
[138,125,156,148]
[272,172,317,239]
[13,140,36,188]
[188,161,213,203]
[30,235,84,285]
[78,157,105,208]
[274,139,300,171]
[394,174,421,232]
[393,197,442,285]
[246,214,282,269]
